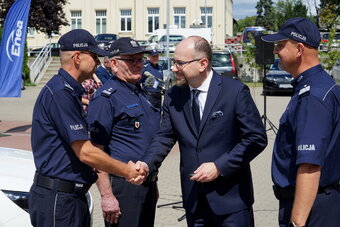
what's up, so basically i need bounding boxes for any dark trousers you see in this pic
[28,184,90,227]
[105,176,158,227]
[185,194,254,227]
[278,187,340,227]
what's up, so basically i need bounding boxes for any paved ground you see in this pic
[0,85,291,226]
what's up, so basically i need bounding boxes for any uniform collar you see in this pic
[147,60,159,69]
[291,64,323,90]
[113,76,141,93]
[58,68,85,96]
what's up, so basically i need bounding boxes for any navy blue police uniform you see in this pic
[140,59,164,109]
[272,65,340,227]
[87,75,160,227]
[29,68,97,227]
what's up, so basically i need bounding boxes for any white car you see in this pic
[0,147,93,226]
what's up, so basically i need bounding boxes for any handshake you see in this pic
[125,161,150,185]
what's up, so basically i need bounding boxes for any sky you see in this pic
[233,0,320,20]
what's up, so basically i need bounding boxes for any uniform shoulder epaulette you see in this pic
[101,87,117,98]
[299,84,310,97]
[64,82,74,92]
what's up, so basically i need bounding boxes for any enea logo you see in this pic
[6,20,24,62]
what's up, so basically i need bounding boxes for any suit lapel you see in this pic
[199,72,222,134]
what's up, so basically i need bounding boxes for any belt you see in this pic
[110,170,158,186]
[273,181,340,200]
[146,91,162,98]
[33,172,91,195]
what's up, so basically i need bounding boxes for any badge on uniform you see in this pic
[134,120,140,129]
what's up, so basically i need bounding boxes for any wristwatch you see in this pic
[288,221,305,227]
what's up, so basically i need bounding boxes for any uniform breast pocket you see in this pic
[114,108,144,132]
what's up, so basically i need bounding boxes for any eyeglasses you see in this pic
[115,57,146,65]
[171,58,202,68]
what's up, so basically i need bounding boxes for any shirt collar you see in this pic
[58,68,84,96]
[189,70,213,93]
[291,64,323,91]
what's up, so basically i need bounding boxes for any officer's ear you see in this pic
[71,51,82,66]
[296,43,304,57]
[110,57,118,73]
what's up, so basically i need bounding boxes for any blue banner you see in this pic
[0,0,31,97]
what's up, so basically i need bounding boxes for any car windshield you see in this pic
[159,35,183,42]
[95,34,117,41]
[158,59,170,70]
[212,53,231,67]
[322,33,340,40]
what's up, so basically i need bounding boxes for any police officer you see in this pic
[87,37,160,227]
[262,18,340,227]
[140,49,164,109]
[29,30,145,227]
[96,56,114,84]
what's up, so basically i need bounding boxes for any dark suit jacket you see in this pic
[143,71,267,215]
[95,65,113,84]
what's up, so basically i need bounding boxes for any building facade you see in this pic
[27,0,233,49]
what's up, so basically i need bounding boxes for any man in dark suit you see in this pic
[137,36,267,226]
[95,56,113,84]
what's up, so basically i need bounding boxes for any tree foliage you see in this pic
[275,0,308,29]
[235,16,257,33]
[0,0,68,37]
[255,0,276,31]
[318,3,340,72]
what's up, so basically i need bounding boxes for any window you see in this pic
[147,8,159,33]
[96,10,107,34]
[71,11,82,29]
[200,7,212,28]
[120,9,131,32]
[27,27,35,37]
[174,7,185,28]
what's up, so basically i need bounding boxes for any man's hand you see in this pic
[101,194,121,224]
[190,162,220,182]
[124,161,147,184]
[131,161,149,185]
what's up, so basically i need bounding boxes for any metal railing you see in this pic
[29,44,51,83]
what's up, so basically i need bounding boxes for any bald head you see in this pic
[177,36,212,69]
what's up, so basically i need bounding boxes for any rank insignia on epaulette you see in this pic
[101,87,115,97]
[134,121,140,129]
[299,85,310,96]
[64,82,74,92]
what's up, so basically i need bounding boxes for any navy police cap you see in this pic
[58,29,111,56]
[109,37,144,57]
[262,17,320,48]
[149,49,159,56]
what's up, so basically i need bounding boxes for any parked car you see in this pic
[263,59,293,95]
[156,35,184,53]
[95,33,118,51]
[320,33,340,51]
[158,57,176,90]
[31,43,60,56]
[331,58,340,85]
[212,50,239,79]
[0,147,94,226]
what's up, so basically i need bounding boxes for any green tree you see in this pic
[0,0,68,37]
[255,0,276,31]
[319,3,340,72]
[275,0,308,29]
[235,16,257,33]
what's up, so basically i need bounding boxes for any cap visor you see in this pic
[89,46,112,56]
[262,33,289,43]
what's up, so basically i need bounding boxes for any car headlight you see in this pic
[2,190,29,212]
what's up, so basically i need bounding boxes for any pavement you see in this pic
[0,85,291,227]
